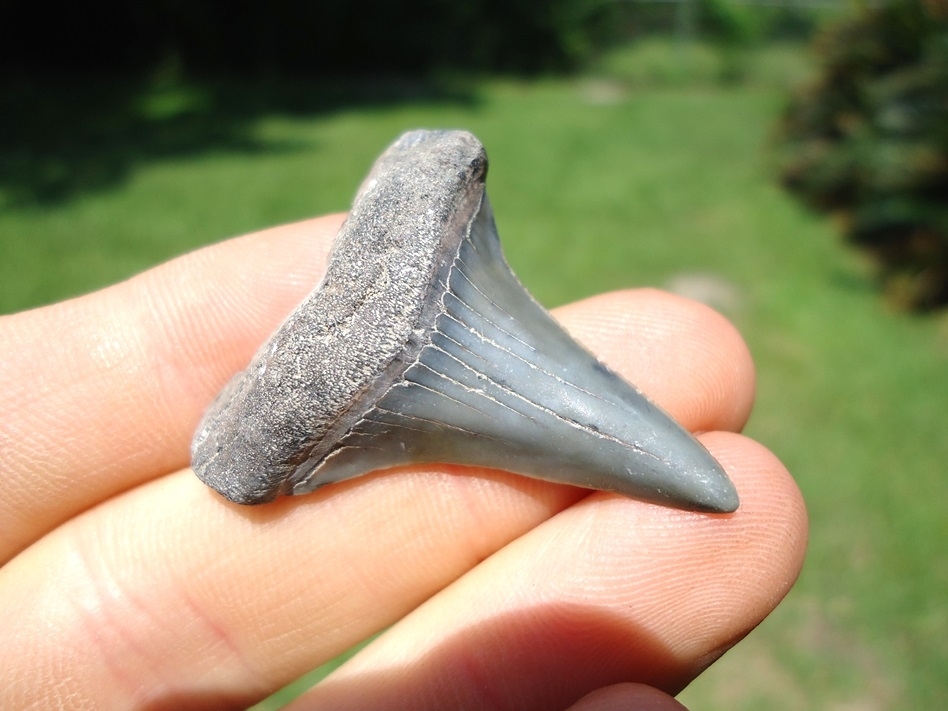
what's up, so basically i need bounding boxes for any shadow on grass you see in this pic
[0,73,479,207]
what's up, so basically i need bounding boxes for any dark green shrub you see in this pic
[0,0,619,77]
[777,0,948,310]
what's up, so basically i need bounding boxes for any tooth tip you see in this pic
[661,436,740,513]
[642,467,740,514]
[692,480,740,514]
[712,476,741,513]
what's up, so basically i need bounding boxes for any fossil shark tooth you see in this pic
[191,129,739,513]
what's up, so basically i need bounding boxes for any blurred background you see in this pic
[1,1,946,708]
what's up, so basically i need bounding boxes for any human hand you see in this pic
[0,216,807,710]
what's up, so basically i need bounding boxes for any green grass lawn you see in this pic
[2,42,946,709]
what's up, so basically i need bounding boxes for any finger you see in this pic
[0,213,753,565]
[0,215,343,562]
[566,684,688,711]
[283,435,807,711]
[0,291,758,709]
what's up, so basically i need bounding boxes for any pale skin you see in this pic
[0,215,807,710]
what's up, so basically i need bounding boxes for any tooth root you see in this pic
[192,129,739,513]
[291,196,738,513]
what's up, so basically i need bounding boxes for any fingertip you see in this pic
[705,431,809,580]
[676,431,808,656]
[567,683,688,711]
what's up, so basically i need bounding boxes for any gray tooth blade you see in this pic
[191,129,739,513]
[291,195,738,513]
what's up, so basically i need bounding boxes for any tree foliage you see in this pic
[777,0,948,310]
[0,0,618,77]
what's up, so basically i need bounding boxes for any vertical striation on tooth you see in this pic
[191,129,739,513]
